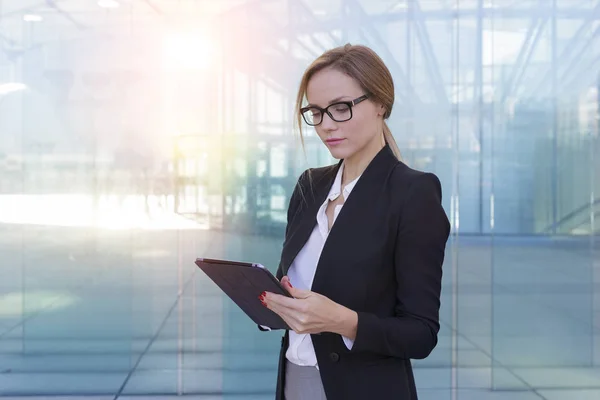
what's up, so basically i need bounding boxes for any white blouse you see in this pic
[285,161,361,369]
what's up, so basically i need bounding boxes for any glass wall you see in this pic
[0,0,598,398]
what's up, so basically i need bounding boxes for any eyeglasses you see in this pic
[300,94,369,126]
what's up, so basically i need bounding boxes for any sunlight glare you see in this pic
[0,291,80,317]
[162,32,215,70]
[0,194,208,230]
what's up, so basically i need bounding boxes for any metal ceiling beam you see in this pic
[500,1,548,103]
[566,56,600,93]
[1,0,84,31]
[0,32,18,47]
[45,0,86,30]
[214,0,322,89]
[413,0,447,105]
[558,26,600,92]
[293,0,340,52]
[344,0,417,105]
[292,6,600,34]
[221,0,322,60]
[559,51,600,94]
[141,0,163,15]
[527,1,600,97]
[0,0,47,17]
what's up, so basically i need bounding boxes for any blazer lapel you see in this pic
[280,162,340,276]
[310,144,399,293]
[279,144,398,281]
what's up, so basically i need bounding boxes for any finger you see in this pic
[272,303,317,333]
[268,302,294,324]
[265,301,301,331]
[274,309,307,334]
[270,306,317,335]
[263,294,318,333]
[287,286,311,299]
[265,296,294,317]
[265,293,305,311]
[281,276,293,291]
[266,298,303,323]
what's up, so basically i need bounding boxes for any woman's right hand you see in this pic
[263,277,357,337]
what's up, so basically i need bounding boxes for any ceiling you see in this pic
[2,0,597,30]
[1,0,598,43]
[0,0,250,46]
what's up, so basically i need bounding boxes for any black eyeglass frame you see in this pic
[300,94,369,126]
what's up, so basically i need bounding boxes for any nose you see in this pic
[320,112,337,130]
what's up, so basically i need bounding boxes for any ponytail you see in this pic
[383,121,402,160]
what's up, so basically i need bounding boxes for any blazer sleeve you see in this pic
[258,169,308,332]
[350,172,450,359]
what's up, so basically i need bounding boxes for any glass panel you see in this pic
[15,48,135,394]
[388,12,457,400]
[491,2,598,393]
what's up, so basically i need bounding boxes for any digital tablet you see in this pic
[194,257,292,330]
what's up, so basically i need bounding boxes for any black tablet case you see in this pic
[195,258,292,330]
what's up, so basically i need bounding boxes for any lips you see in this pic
[326,138,345,143]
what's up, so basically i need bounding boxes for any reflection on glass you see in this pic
[0,0,598,398]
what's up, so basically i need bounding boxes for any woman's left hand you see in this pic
[260,277,358,338]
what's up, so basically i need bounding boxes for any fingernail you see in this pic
[260,291,266,297]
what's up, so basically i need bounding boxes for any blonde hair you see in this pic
[294,43,401,160]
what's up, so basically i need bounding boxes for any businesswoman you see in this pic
[259,44,451,400]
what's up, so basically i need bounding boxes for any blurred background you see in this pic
[0,0,598,399]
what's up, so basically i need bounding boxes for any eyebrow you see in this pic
[305,96,350,108]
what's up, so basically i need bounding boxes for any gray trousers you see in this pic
[284,361,327,400]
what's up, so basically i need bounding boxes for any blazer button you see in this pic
[329,352,340,363]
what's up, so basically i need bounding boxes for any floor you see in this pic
[0,224,598,399]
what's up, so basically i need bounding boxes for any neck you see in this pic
[342,134,385,185]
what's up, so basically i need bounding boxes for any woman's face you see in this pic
[305,67,384,160]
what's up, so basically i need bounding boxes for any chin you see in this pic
[327,146,355,160]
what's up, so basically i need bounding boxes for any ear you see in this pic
[377,103,386,117]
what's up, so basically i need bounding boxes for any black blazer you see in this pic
[271,144,450,400]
